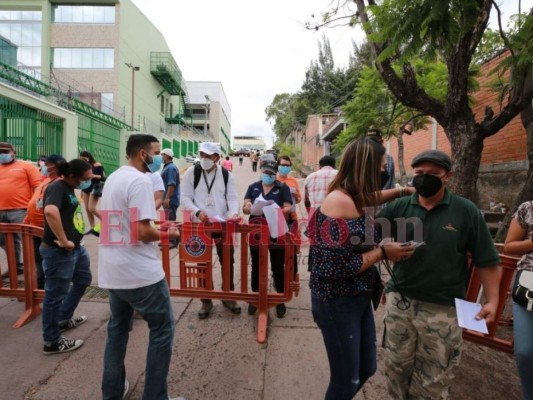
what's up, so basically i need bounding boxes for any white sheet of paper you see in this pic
[455,298,488,334]
[250,194,274,216]
[262,203,288,238]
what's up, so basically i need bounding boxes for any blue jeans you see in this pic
[0,209,27,269]
[40,246,92,343]
[102,279,175,400]
[513,301,533,400]
[312,294,377,400]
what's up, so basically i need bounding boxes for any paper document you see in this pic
[262,203,289,239]
[455,298,488,334]
[250,194,274,216]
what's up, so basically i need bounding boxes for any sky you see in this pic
[130,0,529,148]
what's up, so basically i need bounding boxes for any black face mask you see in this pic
[412,174,443,198]
[380,171,390,188]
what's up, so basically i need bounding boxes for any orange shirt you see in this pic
[276,174,302,220]
[24,177,56,227]
[0,160,41,210]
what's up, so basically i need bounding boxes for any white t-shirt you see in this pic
[98,165,164,289]
[148,172,165,192]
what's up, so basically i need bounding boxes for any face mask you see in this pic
[278,166,291,176]
[78,179,92,190]
[261,173,276,185]
[41,165,49,176]
[144,154,163,173]
[412,174,444,198]
[380,171,390,188]
[0,154,13,164]
[200,158,215,171]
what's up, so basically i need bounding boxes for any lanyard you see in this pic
[202,168,218,195]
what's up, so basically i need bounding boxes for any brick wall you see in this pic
[387,52,526,173]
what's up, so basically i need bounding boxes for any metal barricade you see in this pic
[0,223,44,328]
[463,247,520,353]
[161,221,300,343]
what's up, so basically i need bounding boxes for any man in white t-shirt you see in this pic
[98,134,182,400]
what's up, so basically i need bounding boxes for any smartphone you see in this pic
[401,241,425,248]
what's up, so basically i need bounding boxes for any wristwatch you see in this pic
[195,210,202,218]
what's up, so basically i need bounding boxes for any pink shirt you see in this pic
[222,159,233,172]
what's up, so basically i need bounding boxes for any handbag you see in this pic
[93,181,105,197]
[512,270,533,311]
[372,278,385,310]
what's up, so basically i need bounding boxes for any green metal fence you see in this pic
[77,113,120,174]
[162,138,171,151]
[172,139,180,159]
[0,98,63,161]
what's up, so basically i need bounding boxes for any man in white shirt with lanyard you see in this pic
[180,142,241,319]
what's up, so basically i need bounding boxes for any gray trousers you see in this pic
[0,209,27,269]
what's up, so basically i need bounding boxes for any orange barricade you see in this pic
[463,245,520,353]
[0,223,44,328]
[161,221,300,343]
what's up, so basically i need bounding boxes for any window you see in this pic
[53,48,114,69]
[53,5,115,24]
[160,96,165,114]
[0,10,42,68]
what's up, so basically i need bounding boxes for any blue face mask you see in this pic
[0,153,14,164]
[145,154,163,173]
[278,166,291,176]
[261,173,276,185]
[41,165,49,176]
[78,179,92,190]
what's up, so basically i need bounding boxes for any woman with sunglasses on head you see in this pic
[306,137,415,400]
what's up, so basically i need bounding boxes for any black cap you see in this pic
[411,150,452,171]
[261,161,278,173]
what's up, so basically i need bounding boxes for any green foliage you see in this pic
[265,35,363,143]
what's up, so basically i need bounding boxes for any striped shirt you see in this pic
[304,166,338,209]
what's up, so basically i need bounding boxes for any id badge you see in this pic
[36,198,43,209]
[206,195,214,207]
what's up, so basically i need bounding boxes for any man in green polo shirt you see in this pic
[377,150,501,400]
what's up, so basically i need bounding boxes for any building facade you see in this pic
[232,135,267,152]
[186,81,232,155]
[0,0,221,171]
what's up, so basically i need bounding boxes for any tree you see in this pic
[314,0,533,201]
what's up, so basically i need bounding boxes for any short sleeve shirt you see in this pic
[42,180,85,247]
[377,190,500,305]
[514,201,533,272]
[244,180,293,218]
[160,162,180,201]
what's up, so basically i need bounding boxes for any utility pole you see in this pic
[203,94,210,135]
[125,63,140,129]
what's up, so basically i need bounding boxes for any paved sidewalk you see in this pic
[0,156,522,399]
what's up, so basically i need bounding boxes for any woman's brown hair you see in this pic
[327,137,385,211]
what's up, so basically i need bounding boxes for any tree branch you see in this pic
[491,0,515,57]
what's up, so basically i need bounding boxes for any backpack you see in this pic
[193,163,229,211]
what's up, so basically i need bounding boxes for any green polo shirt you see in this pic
[377,189,500,306]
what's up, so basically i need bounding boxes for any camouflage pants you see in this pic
[383,292,462,400]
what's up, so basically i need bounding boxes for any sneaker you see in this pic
[43,336,84,354]
[247,304,257,315]
[276,303,287,318]
[59,315,88,332]
[123,378,130,399]
[198,301,213,319]
[222,300,241,314]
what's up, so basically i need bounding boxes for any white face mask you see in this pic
[200,158,214,170]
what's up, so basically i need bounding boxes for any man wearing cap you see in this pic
[180,142,241,319]
[0,141,42,275]
[367,128,395,190]
[243,160,293,318]
[24,155,66,289]
[377,149,501,399]
[160,148,180,249]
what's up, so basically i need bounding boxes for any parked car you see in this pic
[185,155,200,164]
